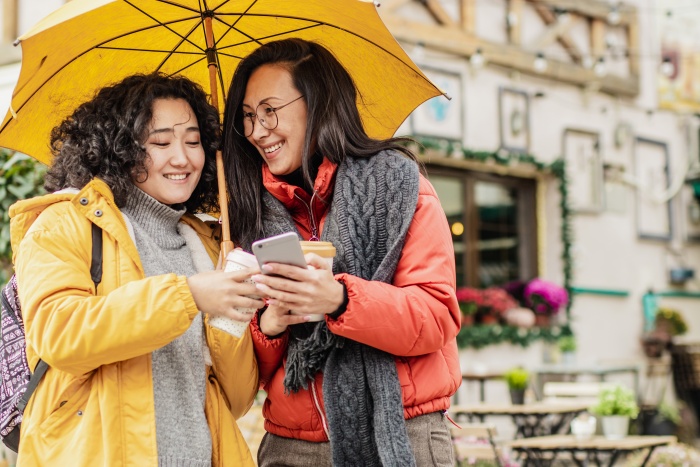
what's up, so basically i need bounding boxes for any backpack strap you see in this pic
[17,223,103,414]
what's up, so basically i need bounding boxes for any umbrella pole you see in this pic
[204,16,234,263]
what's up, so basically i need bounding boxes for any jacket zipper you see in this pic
[294,191,319,241]
[310,379,330,439]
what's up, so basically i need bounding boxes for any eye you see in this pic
[186,140,202,147]
[261,105,275,116]
[242,111,256,119]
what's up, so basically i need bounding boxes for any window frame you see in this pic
[427,165,538,287]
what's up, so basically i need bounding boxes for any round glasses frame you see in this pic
[235,95,305,137]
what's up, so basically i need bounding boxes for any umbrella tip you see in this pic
[374,1,381,6]
[10,105,17,120]
[12,39,19,47]
[443,92,452,101]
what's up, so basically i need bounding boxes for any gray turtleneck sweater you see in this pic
[121,186,211,467]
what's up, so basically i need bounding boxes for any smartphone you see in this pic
[252,232,308,274]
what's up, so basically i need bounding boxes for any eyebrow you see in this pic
[242,97,281,109]
[148,126,200,136]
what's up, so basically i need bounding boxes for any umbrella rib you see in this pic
[125,1,205,53]
[97,46,203,55]
[153,0,200,14]
[212,14,431,86]
[215,23,321,52]
[213,0,261,48]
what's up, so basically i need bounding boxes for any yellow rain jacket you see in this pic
[9,179,257,467]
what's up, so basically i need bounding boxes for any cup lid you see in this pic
[226,248,258,269]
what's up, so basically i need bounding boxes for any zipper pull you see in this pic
[443,409,462,429]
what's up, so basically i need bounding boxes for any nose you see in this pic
[250,116,271,140]
[170,142,189,166]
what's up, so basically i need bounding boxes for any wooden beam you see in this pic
[627,17,640,77]
[461,0,476,34]
[531,3,582,64]
[527,0,635,25]
[425,0,457,27]
[2,0,18,43]
[384,16,639,97]
[590,18,606,59]
[508,0,523,46]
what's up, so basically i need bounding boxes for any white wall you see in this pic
[405,0,700,373]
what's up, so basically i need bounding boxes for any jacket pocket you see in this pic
[396,357,416,405]
[39,373,92,439]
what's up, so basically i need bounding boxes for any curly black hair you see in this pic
[45,73,220,212]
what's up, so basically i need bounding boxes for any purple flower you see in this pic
[524,278,568,315]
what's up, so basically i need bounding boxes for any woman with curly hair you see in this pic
[9,73,260,466]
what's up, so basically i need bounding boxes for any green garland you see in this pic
[408,137,574,349]
[456,324,573,349]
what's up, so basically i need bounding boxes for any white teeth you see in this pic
[165,174,187,180]
[264,142,284,153]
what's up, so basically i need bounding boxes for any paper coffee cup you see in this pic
[299,241,336,270]
[208,248,258,338]
[298,241,337,322]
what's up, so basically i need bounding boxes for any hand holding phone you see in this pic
[252,232,307,274]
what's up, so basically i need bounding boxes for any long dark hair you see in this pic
[46,73,221,212]
[222,38,417,246]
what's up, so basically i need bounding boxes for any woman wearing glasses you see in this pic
[222,38,461,467]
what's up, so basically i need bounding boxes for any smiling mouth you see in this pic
[264,141,284,153]
[164,174,188,180]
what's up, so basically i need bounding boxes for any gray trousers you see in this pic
[257,411,455,467]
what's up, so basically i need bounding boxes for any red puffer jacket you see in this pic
[250,157,461,442]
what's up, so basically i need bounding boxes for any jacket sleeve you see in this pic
[16,225,199,376]
[205,323,259,419]
[326,175,460,357]
[249,314,288,389]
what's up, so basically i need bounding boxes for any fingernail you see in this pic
[304,315,312,322]
[262,264,273,272]
[252,274,262,282]
[255,283,266,290]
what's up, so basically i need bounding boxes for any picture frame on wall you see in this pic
[410,68,463,140]
[498,86,530,154]
[681,185,700,242]
[562,128,604,213]
[634,137,673,241]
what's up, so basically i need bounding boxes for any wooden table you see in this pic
[533,363,640,400]
[451,402,590,438]
[460,371,505,403]
[509,434,676,466]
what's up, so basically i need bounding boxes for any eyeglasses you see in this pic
[236,95,305,137]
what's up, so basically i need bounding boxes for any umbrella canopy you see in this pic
[0,0,444,255]
[0,0,443,164]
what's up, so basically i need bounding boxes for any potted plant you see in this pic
[504,367,529,405]
[558,335,577,365]
[523,278,569,327]
[641,307,688,358]
[590,386,639,439]
[455,287,517,326]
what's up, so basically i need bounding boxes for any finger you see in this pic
[278,314,313,326]
[255,284,305,307]
[225,268,258,281]
[223,309,257,322]
[305,253,330,271]
[260,262,310,281]
[229,296,265,310]
[253,274,304,294]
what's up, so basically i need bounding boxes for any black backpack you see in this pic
[0,223,102,452]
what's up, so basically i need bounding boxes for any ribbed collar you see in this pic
[121,185,186,249]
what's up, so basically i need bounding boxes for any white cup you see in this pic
[208,248,258,338]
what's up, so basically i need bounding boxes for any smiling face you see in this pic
[135,98,205,205]
[243,64,307,176]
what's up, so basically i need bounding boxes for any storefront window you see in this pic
[428,168,537,287]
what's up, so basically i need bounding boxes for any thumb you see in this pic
[305,253,331,271]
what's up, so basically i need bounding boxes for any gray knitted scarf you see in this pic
[255,151,419,467]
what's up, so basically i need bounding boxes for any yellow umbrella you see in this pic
[0,0,444,255]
